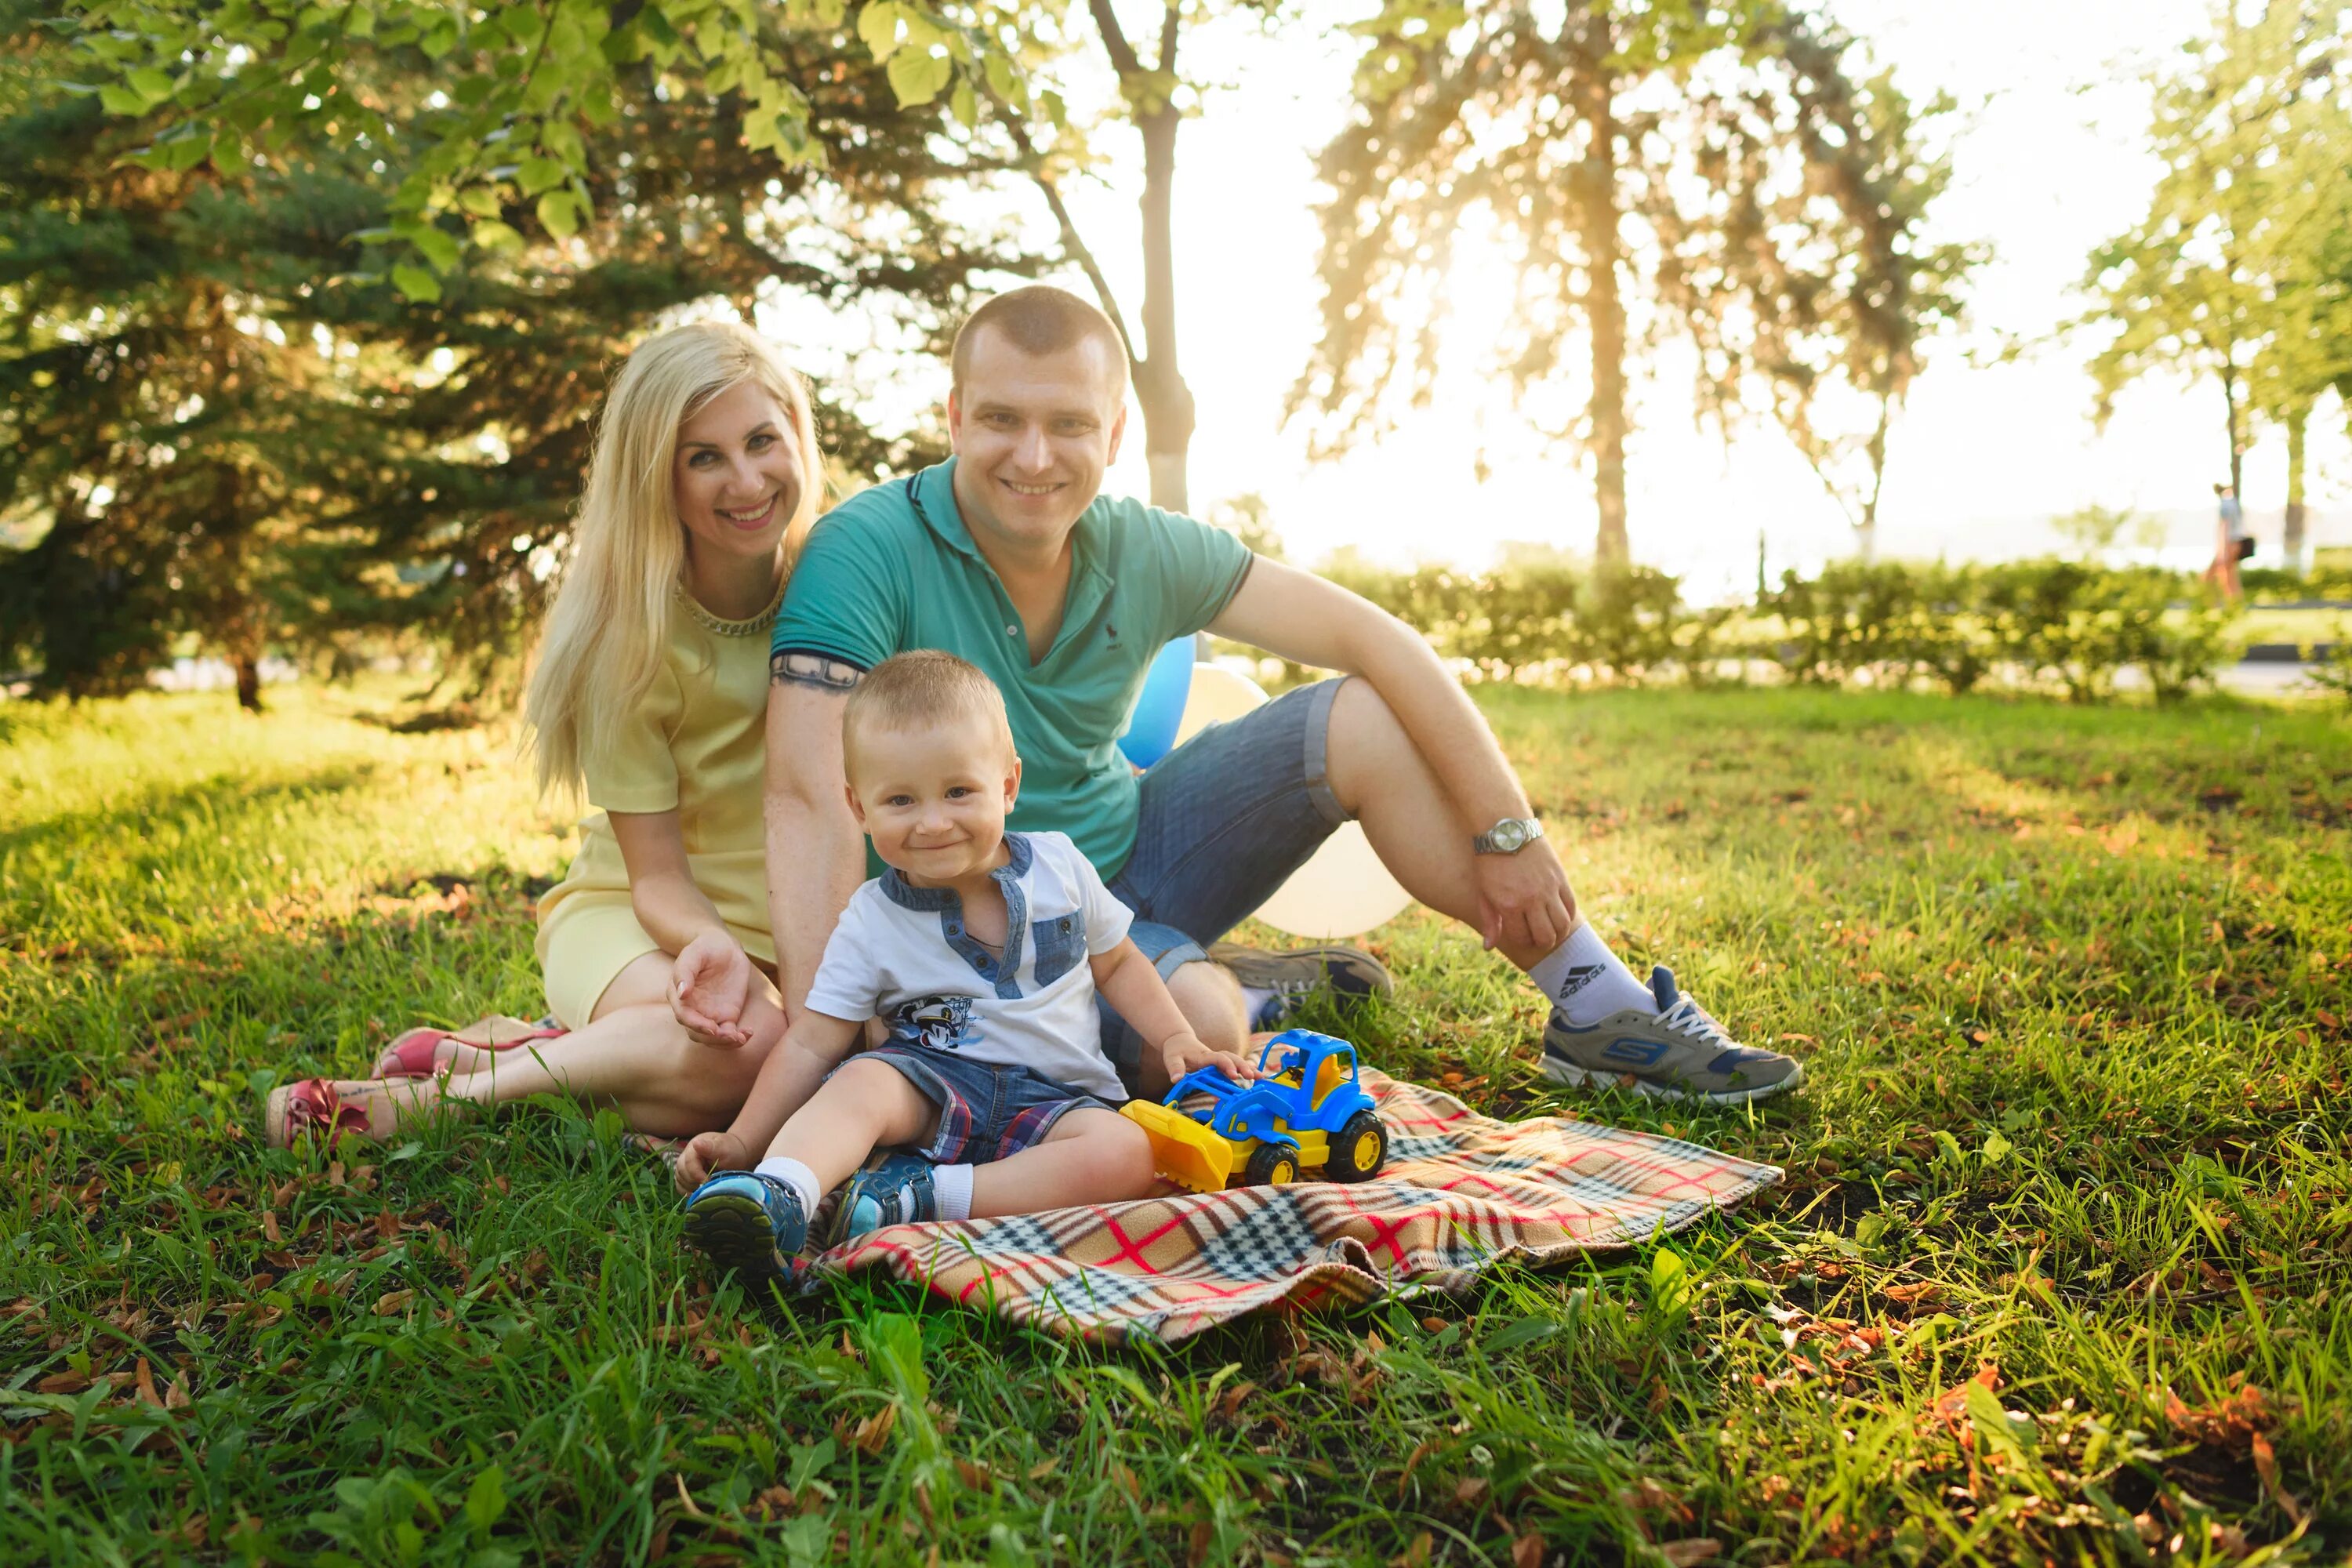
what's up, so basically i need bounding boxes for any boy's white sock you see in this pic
[1529,921,1658,1026]
[931,1163,975,1222]
[753,1156,822,1217]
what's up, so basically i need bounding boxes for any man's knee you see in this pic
[1164,958,1247,1051]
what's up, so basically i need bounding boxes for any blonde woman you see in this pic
[265,321,818,1145]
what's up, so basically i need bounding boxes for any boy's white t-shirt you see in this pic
[802,830,1134,1100]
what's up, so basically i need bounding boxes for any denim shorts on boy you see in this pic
[849,1045,1115,1165]
[1094,677,1352,1078]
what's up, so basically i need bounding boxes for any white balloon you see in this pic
[1171,664,1269,745]
[1253,821,1416,939]
[1163,667,1417,940]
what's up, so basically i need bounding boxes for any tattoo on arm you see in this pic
[771,651,865,691]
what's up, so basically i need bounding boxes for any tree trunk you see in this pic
[234,653,263,713]
[2284,401,2308,573]
[1568,17,1628,572]
[1133,101,1195,514]
[2222,365,2244,499]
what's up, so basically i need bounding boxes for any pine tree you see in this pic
[2,3,1039,699]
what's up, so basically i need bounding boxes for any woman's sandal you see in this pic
[262,1079,372,1149]
[373,1017,565,1079]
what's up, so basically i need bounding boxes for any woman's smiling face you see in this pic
[671,379,803,583]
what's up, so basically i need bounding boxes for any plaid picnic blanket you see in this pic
[822,1069,1782,1345]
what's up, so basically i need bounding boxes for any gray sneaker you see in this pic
[1540,966,1802,1104]
[1209,942,1393,1030]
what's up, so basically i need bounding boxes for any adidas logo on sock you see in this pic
[1555,963,1606,1002]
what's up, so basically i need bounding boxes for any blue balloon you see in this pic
[1116,637,1196,769]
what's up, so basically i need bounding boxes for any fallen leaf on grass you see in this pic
[1389,1532,1432,1567]
[134,1359,162,1410]
[261,1212,282,1244]
[1659,1541,1721,1567]
[1512,1535,1545,1568]
[952,1458,994,1492]
[2251,1431,2302,1524]
[372,1290,415,1317]
[1932,1363,1999,1431]
[1454,1476,1490,1507]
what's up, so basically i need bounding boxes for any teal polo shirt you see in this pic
[773,459,1254,878]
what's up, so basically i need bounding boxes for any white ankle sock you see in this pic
[1240,985,1278,1024]
[753,1156,821,1216]
[932,1163,975,1221]
[1529,922,1657,1025]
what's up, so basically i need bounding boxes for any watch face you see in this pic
[1490,819,1528,852]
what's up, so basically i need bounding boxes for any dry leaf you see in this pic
[1659,1541,1722,1567]
[1454,1476,1490,1507]
[372,1289,415,1317]
[1512,1534,1545,1568]
[134,1358,162,1409]
[261,1212,282,1244]
[2251,1431,2302,1524]
[1187,1519,1214,1568]
[35,1370,89,1395]
[953,1458,994,1492]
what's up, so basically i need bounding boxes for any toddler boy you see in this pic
[676,650,1254,1286]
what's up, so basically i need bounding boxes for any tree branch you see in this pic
[1086,0,1146,83]
[993,107,1140,368]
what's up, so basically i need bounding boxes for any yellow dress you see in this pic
[534,581,779,1028]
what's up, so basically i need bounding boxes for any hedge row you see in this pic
[1323,558,2253,703]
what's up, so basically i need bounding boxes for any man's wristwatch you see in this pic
[1472,816,1544,855]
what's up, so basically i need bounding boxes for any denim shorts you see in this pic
[1095,677,1352,1076]
[855,1044,1116,1166]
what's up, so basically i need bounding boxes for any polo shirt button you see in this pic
[1005,624,1018,637]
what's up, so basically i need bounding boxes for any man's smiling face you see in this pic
[946,325,1127,558]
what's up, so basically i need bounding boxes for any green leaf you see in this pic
[982,50,1022,108]
[470,220,524,252]
[1933,1129,1965,1165]
[1650,1247,1691,1320]
[128,67,176,106]
[539,119,585,169]
[1482,1315,1557,1354]
[98,82,147,116]
[1980,1129,2013,1163]
[885,48,951,109]
[1963,1379,2034,1470]
[858,1,905,61]
[392,264,442,303]
[535,191,580,238]
[456,185,504,217]
[409,224,461,271]
[463,1464,506,1534]
[517,156,567,195]
[950,79,975,129]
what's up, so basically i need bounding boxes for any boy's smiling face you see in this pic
[846,712,1022,887]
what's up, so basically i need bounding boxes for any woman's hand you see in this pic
[670,931,754,1047]
[673,1129,751,1196]
[1163,1031,1257,1086]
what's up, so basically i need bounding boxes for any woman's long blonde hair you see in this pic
[524,320,822,797]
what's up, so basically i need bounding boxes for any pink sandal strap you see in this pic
[275,1079,369,1146]
[375,1022,565,1079]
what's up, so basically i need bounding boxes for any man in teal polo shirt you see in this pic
[719,286,1797,1151]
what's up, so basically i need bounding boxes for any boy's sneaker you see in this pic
[1541,966,1802,1105]
[1210,942,1393,1030]
[832,1150,939,1247]
[681,1172,807,1287]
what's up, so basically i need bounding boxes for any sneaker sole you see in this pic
[1540,1052,1804,1105]
[682,1191,789,1287]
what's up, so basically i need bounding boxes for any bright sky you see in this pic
[776,1,2351,598]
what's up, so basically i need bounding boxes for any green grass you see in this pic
[4,682,2350,1566]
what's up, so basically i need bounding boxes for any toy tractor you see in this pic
[1121,1029,1389,1192]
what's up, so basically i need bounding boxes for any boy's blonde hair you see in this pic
[524,319,823,797]
[842,651,1016,775]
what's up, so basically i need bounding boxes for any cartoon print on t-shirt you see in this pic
[887,994,981,1053]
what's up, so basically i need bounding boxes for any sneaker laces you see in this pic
[1657,995,1740,1054]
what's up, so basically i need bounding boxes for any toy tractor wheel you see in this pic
[1327,1111,1388,1182]
[1243,1143,1300,1187]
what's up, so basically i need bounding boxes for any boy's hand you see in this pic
[670,931,753,1047]
[673,1129,751,1196]
[1163,1031,1256,1086]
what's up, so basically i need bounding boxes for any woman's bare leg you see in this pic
[303,954,782,1142]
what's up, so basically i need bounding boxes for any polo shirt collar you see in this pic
[912,459,1106,573]
[910,459,982,559]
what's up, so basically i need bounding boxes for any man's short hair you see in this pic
[950,285,1130,397]
[842,650,1017,774]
